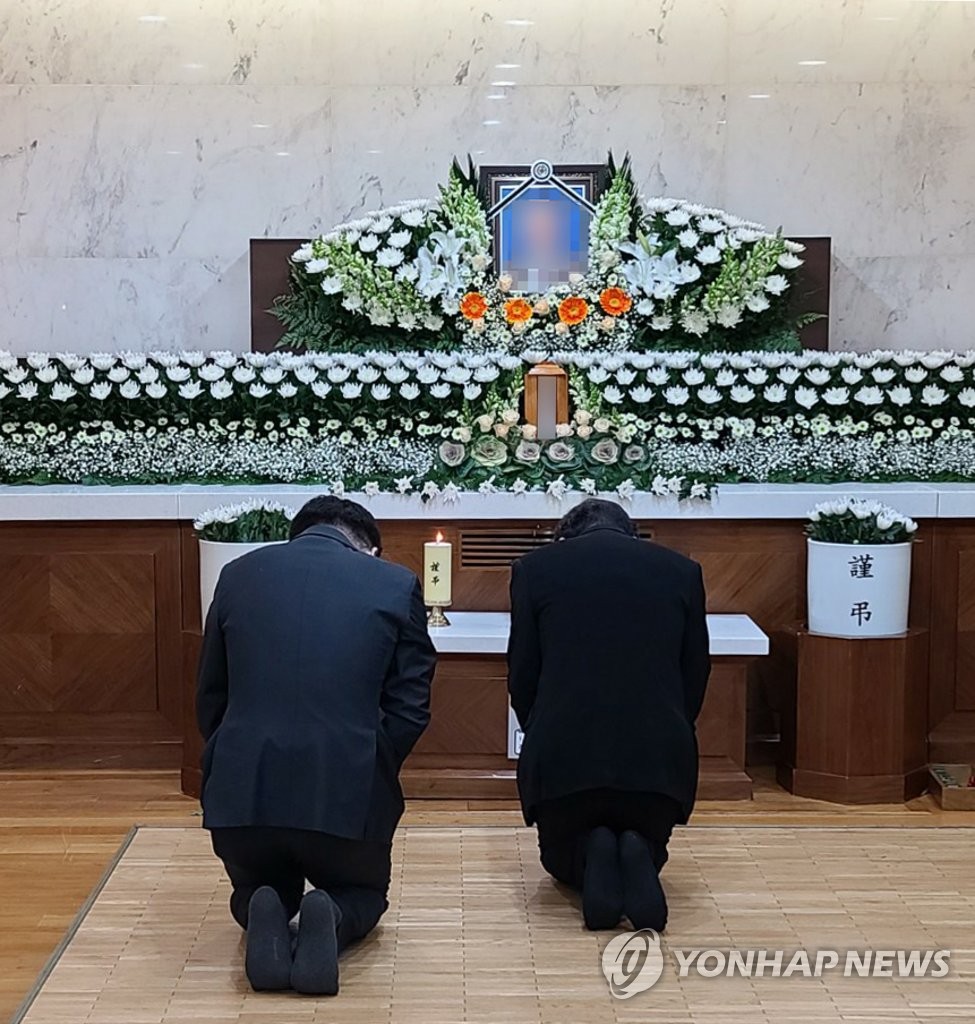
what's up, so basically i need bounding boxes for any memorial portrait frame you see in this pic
[479,161,609,291]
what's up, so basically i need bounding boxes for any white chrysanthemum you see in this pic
[679,310,709,337]
[664,208,692,227]
[321,276,343,295]
[854,386,883,405]
[664,386,689,406]
[376,247,404,268]
[764,275,789,295]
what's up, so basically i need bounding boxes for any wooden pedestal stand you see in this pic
[777,628,929,803]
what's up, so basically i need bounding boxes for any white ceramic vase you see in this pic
[198,539,284,621]
[807,539,912,639]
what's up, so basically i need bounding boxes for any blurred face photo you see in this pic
[499,186,591,291]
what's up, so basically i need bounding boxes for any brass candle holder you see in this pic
[427,604,451,628]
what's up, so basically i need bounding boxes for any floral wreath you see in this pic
[274,155,806,356]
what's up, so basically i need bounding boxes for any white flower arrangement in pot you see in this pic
[805,497,918,639]
[194,500,296,618]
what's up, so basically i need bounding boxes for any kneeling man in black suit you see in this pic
[507,499,710,931]
[197,497,436,994]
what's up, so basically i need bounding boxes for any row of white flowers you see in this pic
[5,423,975,496]
[4,349,975,428]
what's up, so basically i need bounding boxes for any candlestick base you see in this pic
[427,605,451,628]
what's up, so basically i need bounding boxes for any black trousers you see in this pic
[533,789,682,890]
[210,827,391,951]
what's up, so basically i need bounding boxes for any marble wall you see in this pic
[0,0,972,353]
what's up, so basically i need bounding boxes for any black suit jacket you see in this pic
[197,525,436,843]
[507,526,710,825]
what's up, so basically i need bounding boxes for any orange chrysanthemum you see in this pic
[558,296,590,326]
[460,291,489,320]
[599,287,632,317]
[504,298,534,324]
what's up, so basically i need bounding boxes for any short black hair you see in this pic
[289,496,382,552]
[554,498,638,542]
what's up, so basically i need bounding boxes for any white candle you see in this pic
[423,532,452,606]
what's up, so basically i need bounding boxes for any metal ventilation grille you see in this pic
[459,526,555,568]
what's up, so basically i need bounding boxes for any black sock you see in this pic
[291,890,340,996]
[582,826,623,931]
[620,830,667,932]
[244,886,293,992]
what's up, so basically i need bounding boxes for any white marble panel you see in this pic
[0,0,974,354]
[0,0,731,87]
[0,255,250,352]
[723,83,975,259]
[830,253,975,351]
[0,0,328,86]
[0,85,333,260]
[729,0,975,85]
[321,0,730,87]
[326,84,728,222]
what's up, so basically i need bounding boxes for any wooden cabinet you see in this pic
[778,629,929,803]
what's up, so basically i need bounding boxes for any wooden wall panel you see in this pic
[0,523,183,769]
[0,513,968,783]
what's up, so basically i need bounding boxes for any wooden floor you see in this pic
[2,769,974,1022]
[14,822,975,1024]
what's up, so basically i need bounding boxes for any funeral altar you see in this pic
[1,156,974,801]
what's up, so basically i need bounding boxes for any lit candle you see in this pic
[423,531,452,607]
